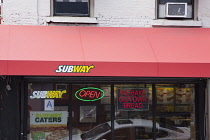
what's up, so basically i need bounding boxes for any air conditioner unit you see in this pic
[165,3,187,18]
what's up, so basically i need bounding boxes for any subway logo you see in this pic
[55,65,95,73]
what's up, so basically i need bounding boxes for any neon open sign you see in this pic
[75,87,104,101]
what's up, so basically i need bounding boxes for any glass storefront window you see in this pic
[156,84,196,140]
[114,84,153,140]
[27,83,69,140]
[26,82,198,140]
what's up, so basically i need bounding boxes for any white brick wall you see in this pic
[198,0,210,27]
[2,0,38,25]
[1,0,210,27]
[95,0,155,27]
[2,0,51,25]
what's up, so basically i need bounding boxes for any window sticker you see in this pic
[30,90,67,99]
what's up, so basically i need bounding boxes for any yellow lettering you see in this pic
[46,90,66,98]
[52,91,56,98]
[73,66,82,72]
[86,65,95,73]
[58,91,62,98]
[46,91,53,98]
[80,66,86,73]
[62,90,67,94]
[36,113,40,117]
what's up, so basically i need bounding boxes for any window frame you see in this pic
[52,0,92,17]
[156,0,195,19]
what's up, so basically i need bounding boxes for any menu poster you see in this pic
[30,111,68,140]
[156,88,174,104]
[176,88,192,104]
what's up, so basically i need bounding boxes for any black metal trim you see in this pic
[69,84,72,140]
[192,0,195,20]
[23,76,201,84]
[20,78,25,140]
[152,83,157,140]
[22,79,28,140]
[111,84,115,140]
[157,0,160,19]
[53,0,56,16]
[195,80,206,140]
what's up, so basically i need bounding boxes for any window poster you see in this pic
[175,88,193,104]
[156,87,174,104]
[100,86,111,104]
[30,111,68,140]
[117,88,149,111]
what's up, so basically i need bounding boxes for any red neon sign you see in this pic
[75,87,104,101]
[117,88,149,110]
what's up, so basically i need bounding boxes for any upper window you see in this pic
[157,0,194,19]
[54,0,90,17]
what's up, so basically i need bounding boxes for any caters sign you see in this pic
[75,87,104,101]
[30,111,68,140]
[117,88,149,111]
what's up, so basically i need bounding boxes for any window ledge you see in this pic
[152,20,202,27]
[46,17,98,24]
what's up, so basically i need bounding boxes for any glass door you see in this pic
[71,84,111,140]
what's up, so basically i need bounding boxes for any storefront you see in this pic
[23,77,205,140]
[0,25,210,140]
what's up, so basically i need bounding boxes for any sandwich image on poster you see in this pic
[30,111,68,140]
[175,88,193,104]
[156,88,174,104]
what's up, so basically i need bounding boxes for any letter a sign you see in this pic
[44,99,54,111]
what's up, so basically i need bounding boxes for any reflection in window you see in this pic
[156,84,195,140]
[81,123,111,139]
[135,127,153,139]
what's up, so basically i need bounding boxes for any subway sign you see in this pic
[30,90,67,99]
[55,65,95,73]
[75,87,104,101]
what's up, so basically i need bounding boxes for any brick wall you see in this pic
[2,0,210,27]
[2,0,50,25]
[198,0,210,27]
[95,0,155,27]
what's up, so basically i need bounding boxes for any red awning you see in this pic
[0,25,210,77]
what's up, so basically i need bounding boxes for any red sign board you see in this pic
[117,88,149,111]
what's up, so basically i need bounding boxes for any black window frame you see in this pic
[157,0,194,19]
[53,0,90,17]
